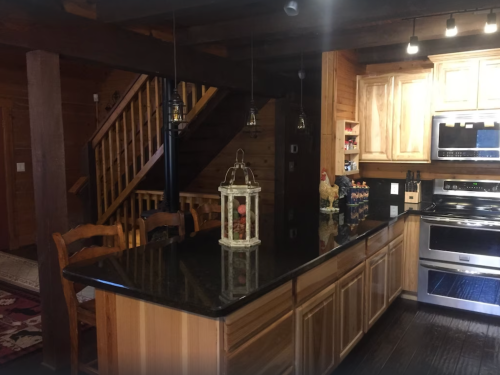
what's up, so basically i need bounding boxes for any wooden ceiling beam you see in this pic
[229,12,491,60]
[96,0,264,23]
[357,34,500,65]
[178,0,500,46]
[0,0,291,97]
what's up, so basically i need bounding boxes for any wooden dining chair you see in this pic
[191,204,222,232]
[137,211,185,245]
[53,223,126,375]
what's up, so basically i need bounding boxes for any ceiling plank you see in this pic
[96,0,264,23]
[178,0,500,46]
[230,12,492,60]
[358,34,500,65]
[0,0,291,97]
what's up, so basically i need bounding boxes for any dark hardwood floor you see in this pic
[333,299,500,375]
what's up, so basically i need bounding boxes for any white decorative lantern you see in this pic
[219,149,261,247]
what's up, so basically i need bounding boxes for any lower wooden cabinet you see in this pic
[338,263,365,361]
[226,311,294,375]
[295,282,338,375]
[388,235,404,303]
[365,246,388,332]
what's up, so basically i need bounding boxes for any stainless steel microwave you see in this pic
[431,111,500,161]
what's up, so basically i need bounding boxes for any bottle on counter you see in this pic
[362,181,369,202]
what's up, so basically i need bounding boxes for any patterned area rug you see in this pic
[0,289,42,364]
[0,251,95,302]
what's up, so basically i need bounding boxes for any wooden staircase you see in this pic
[91,75,222,228]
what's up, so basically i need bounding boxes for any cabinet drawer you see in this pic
[366,228,389,257]
[388,218,404,242]
[225,311,293,375]
[296,240,365,304]
[224,281,293,352]
[389,234,404,249]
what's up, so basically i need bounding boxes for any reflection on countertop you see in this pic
[63,198,432,317]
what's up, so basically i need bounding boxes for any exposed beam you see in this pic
[0,0,290,97]
[358,34,500,65]
[230,12,492,60]
[96,0,263,23]
[179,0,500,46]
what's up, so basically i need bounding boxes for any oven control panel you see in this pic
[443,181,500,192]
[438,150,500,158]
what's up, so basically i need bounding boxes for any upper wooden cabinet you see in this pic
[392,73,432,161]
[433,60,479,111]
[478,57,500,110]
[358,71,432,163]
[358,76,394,161]
[430,49,500,112]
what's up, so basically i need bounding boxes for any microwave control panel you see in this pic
[438,150,500,158]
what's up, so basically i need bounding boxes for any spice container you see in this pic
[353,141,358,149]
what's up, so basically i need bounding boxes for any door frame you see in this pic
[0,99,17,249]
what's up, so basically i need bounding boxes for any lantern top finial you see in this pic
[220,149,260,189]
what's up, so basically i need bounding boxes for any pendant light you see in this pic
[446,14,458,37]
[297,53,307,132]
[407,18,419,55]
[168,9,185,124]
[485,9,498,34]
[284,1,299,16]
[246,36,259,137]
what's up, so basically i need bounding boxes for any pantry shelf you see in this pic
[336,119,361,177]
[345,150,360,155]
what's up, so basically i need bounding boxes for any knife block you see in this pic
[405,182,421,204]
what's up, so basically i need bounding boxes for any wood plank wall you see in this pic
[0,45,109,248]
[187,99,276,213]
[336,50,363,121]
[97,70,139,124]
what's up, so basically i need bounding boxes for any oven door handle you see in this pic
[421,216,500,228]
[420,262,500,279]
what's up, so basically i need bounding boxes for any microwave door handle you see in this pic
[420,263,500,279]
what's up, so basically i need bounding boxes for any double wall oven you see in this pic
[419,179,500,316]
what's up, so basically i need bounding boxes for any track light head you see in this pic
[284,1,299,16]
[485,11,497,33]
[446,16,458,37]
[407,36,419,54]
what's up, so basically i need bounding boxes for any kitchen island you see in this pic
[63,201,430,375]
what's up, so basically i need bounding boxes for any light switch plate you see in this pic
[390,183,399,195]
[390,205,399,217]
[16,163,25,172]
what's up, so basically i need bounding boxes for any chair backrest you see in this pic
[53,223,126,314]
[191,204,222,232]
[137,211,185,245]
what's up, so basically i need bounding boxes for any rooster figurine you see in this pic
[320,169,339,212]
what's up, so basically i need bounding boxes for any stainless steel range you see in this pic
[418,179,500,316]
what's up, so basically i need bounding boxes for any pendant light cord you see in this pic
[412,18,416,36]
[251,35,254,102]
[300,52,304,109]
[173,8,177,87]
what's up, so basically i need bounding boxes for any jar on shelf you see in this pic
[353,141,358,149]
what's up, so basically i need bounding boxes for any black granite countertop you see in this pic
[63,198,432,318]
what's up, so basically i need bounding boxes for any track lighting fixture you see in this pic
[284,1,299,16]
[407,19,419,55]
[446,14,458,37]
[485,10,497,34]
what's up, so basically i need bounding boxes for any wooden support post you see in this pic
[26,50,70,369]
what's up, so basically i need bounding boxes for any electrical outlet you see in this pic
[289,228,298,239]
[390,183,399,195]
[290,144,299,154]
[289,161,295,172]
[390,205,399,217]
[16,163,25,172]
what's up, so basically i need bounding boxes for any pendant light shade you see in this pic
[446,15,458,37]
[284,1,299,16]
[247,101,257,127]
[485,10,498,34]
[168,8,185,124]
[407,19,419,55]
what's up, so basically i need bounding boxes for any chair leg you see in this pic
[69,316,80,375]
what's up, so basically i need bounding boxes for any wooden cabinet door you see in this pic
[392,72,432,162]
[338,263,364,361]
[365,246,388,332]
[388,235,404,304]
[478,58,500,109]
[358,76,394,161]
[433,60,479,111]
[295,282,337,375]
